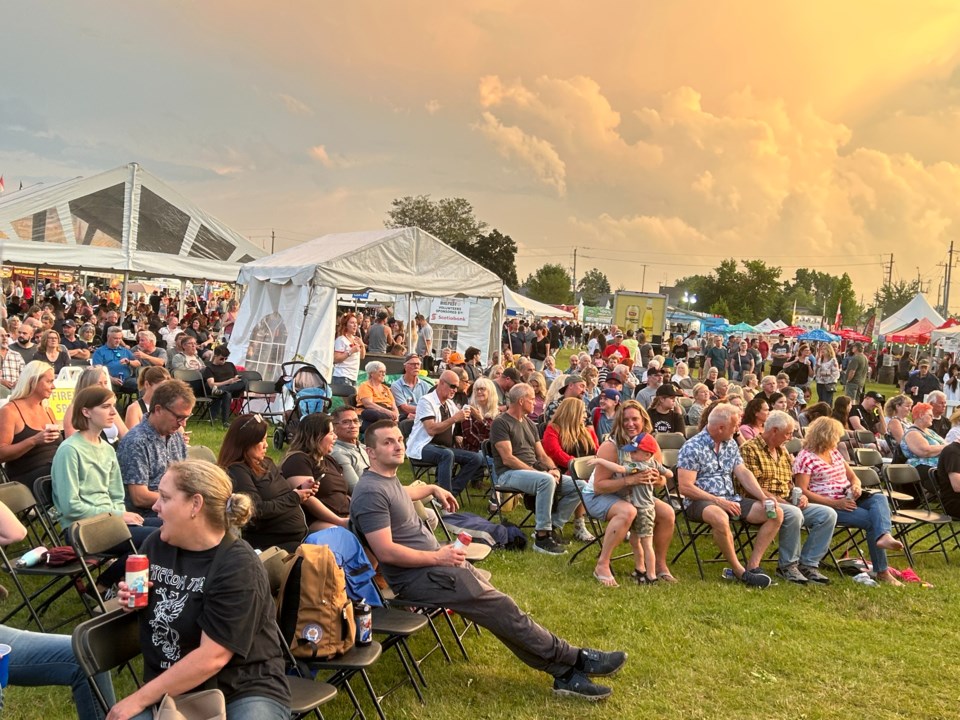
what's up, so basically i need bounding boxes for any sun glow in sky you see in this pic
[6,1,960,307]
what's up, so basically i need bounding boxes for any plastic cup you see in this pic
[0,643,11,688]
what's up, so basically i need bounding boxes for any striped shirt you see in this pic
[792,448,849,500]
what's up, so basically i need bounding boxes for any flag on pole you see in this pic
[832,300,842,332]
[791,298,797,325]
[0,175,4,193]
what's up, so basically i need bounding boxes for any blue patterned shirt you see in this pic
[677,428,743,503]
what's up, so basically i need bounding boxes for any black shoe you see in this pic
[552,671,612,701]
[578,648,627,677]
[533,533,567,556]
[551,527,570,546]
[799,564,831,584]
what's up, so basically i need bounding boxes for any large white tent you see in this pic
[0,162,264,281]
[879,293,945,336]
[230,227,505,381]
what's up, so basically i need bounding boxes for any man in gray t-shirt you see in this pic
[414,314,433,357]
[349,420,626,700]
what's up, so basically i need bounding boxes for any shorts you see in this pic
[685,497,760,523]
[630,503,656,537]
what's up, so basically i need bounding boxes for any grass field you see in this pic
[3,352,959,719]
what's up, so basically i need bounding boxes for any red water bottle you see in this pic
[452,532,472,551]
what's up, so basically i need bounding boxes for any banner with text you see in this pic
[429,297,470,327]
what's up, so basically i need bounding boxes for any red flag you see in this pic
[0,175,4,193]
[832,300,842,332]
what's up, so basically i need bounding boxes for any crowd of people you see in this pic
[2,279,960,714]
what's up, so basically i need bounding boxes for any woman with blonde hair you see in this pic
[793,417,902,586]
[526,371,548,422]
[111,459,292,720]
[672,362,695,393]
[815,343,841,407]
[883,394,913,445]
[544,374,568,408]
[32,329,70,374]
[461,377,500,452]
[579,400,676,586]
[0,361,62,487]
[686,383,711,427]
[542,397,598,543]
[581,365,600,404]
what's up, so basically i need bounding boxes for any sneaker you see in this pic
[798,564,831,585]
[740,568,774,589]
[211,387,224,397]
[573,524,596,543]
[776,564,809,584]
[533,533,567,556]
[578,648,627,677]
[553,671,612,701]
[720,567,737,582]
[852,571,879,587]
[551,527,570,546]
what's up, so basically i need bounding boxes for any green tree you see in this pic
[385,195,519,287]
[709,297,731,319]
[524,263,573,304]
[828,273,862,328]
[577,268,611,305]
[873,279,921,318]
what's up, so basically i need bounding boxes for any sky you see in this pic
[5,1,960,311]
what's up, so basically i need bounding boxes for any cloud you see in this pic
[474,111,566,195]
[425,99,441,115]
[308,144,355,169]
[276,93,313,116]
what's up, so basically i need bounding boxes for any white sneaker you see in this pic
[573,525,596,542]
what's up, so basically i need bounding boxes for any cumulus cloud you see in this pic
[425,99,441,115]
[308,144,356,169]
[476,73,960,292]
[474,111,566,195]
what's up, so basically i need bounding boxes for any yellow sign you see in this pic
[48,387,74,424]
[613,292,667,340]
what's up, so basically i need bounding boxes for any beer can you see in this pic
[355,602,373,646]
[789,487,803,506]
[763,499,777,519]
[125,555,149,609]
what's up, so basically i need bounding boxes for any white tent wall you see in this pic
[394,295,498,361]
[879,293,945,336]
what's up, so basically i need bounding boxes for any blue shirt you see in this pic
[117,419,187,508]
[91,343,136,382]
[677,428,743,504]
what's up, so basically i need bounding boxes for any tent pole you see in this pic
[121,271,129,314]
[291,285,314,361]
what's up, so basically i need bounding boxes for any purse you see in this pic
[154,689,226,720]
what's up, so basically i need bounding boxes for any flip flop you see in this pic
[899,568,934,588]
[657,572,679,584]
[593,570,618,588]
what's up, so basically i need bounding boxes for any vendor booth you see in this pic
[230,227,505,382]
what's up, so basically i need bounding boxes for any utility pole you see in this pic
[882,253,894,287]
[271,230,276,254]
[946,241,955,317]
[571,247,578,301]
[641,264,647,292]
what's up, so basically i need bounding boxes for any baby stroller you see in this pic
[272,361,332,449]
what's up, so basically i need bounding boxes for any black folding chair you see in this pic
[71,608,142,714]
[173,368,215,425]
[70,513,138,614]
[481,440,535,527]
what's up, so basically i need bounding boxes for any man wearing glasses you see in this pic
[117,380,195,516]
[329,406,370,493]
[406,370,484,496]
[0,330,24,399]
[390,353,433,422]
[92,326,140,393]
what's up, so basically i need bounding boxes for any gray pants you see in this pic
[843,382,863,403]
[395,563,579,677]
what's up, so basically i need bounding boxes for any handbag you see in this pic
[154,689,226,720]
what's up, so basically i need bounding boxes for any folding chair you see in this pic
[684,425,699,440]
[0,482,92,630]
[678,397,694,412]
[481,439,535,527]
[186,444,218,463]
[241,379,283,420]
[669,481,755,579]
[173,369,215,425]
[71,608,142,714]
[883,464,953,564]
[32,474,64,531]
[853,449,912,503]
[784,438,802,456]
[71,513,138,614]
[653,432,685,450]
[854,429,877,447]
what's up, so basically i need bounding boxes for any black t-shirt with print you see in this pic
[138,534,290,707]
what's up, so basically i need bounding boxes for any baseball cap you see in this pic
[655,384,680,397]
[614,331,623,338]
[602,389,621,402]
[563,374,584,387]
[447,352,465,365]
[62,319,76,327]
[622,432,660,455]
[792,388,807,406]
[865,390,885,403]
[606,371,624,385]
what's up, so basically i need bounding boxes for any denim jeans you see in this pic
[419,444,484,495]
[816,383,835,408]
[778,502,838,568]
[210,379,246,423]
[131,695,290,720]
[834,492,894,572]
[0,624,116,719]
[496,468,581,532]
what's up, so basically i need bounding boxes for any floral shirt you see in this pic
[677,428,743,505]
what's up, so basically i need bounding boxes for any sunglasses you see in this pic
[240,413,265,431]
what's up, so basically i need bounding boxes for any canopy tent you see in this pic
[230,227,505,381]
[503,287,573,318]
[754,318,778,333]
[779,326,807,337]
[798,328,839,342]
[879,293,945,336]
[887,317,938,345]
[0,163,264,282]
[727,321,758,334]
[836,328,871,342]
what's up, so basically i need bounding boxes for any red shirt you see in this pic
[541,424,599,469]
[602,343,628,361]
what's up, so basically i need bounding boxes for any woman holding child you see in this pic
[579,400,677,587]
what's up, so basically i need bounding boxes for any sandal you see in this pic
[657,572,679,584]
[593,570,618,588]
[899,568,933,587]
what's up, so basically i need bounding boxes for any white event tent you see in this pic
[230,227,505,381]
[879,293,945,336]
[503,287,573,318]
[0,162,265,282]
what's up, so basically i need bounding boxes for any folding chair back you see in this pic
[173,368,214,425]
[71,609,142,713]
[855,430,876,447]
[784,438,802,456]
[566,456,607,565]
[72,513,137,557]
[854,447,883,469]
[654,432,685,450]
[259,545,290,596]
[187,444,217,463]
[684,425,699,440]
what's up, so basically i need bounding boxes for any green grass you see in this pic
[3,359,956,719]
